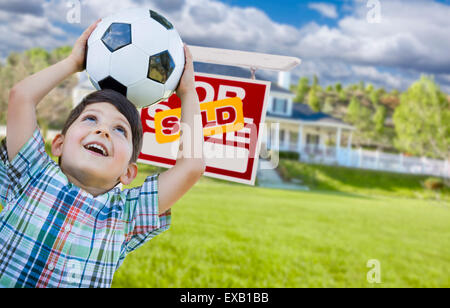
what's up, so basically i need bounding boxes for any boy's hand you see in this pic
[68,19,101,72]
[176,44,196,98]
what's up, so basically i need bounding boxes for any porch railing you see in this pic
[270,142,449,178]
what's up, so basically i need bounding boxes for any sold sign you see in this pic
[139,73,271,185]
[154,97,244,144]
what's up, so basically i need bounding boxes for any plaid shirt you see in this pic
[0,129,171,288]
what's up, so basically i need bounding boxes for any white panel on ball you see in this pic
[108,8,149,24]
[132,18,169,56]
[86,40,111,83]
[110,45,149,86]
[168,29,184,66]
[164,30,185,94]
[127,79,165,108]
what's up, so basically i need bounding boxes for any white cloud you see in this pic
[308,2,338,19]
[0,9,68,57]
[0,0,449,92]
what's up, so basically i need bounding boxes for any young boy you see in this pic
[0,20,205,287]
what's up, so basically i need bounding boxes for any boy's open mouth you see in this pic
[84,143,109,157]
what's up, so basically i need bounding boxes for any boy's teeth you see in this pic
[86,144,107,156]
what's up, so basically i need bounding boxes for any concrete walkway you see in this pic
[256,158,309,191]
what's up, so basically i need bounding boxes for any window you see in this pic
[279,129,285,143]
[290,131,298,144]
[272,98,288,114]
[306,134,320,145]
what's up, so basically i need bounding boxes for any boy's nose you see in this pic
[95,129,110,139]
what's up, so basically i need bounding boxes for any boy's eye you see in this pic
[115,126,127,136]
[83,115,96,122]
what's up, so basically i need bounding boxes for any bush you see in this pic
[277,164,292,181]
[279,151,300,161]
[423,177,445,190]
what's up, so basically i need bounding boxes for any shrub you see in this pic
[277,164,292,181]
[279,151,300,161]
[423,177,444,190]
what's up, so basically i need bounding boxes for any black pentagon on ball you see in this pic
[98,76,127,97]
[150,10,173,30]
[148,51,175,84]
[101,23,132,52]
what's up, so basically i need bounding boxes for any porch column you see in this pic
[336,127,342,162]
[347,131,353,166]
[284,129,290,151]
[297,125,303,160]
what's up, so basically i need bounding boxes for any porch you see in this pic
[261,121,449,178]
[263,118,354,165]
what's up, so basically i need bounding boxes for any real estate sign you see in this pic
[138,73,271,185]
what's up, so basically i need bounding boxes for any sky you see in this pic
[1,0,450,92]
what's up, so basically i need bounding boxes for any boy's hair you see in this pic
[61,89,143,163]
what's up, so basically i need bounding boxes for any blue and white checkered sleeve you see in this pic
[121,174,171,253]
[0,128,51,205]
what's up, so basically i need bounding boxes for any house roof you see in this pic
[193,62,293,95]
[267,103,354,129]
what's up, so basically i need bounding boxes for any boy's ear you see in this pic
[51,134,65,157]
[119,162,138,186]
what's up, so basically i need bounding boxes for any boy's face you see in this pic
[52,102,137,194]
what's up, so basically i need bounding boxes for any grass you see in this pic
[278,160,450,201]
[2,149,449,287]
[110,162,450,288]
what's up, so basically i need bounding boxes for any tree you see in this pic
[365,83,374,94]
[390,88,400,97]
[25,47,50,72]
[50,46,72,64]
[373,105,386,136]
[345,96,373,145]
[393,75,450,159]
[338,89,347,102]
[323,96,334,113]
[346,96,362,124]
[0,47,78,128]
[312,75,319,88]
[358,80,365,91]
[294,76,309,103]
[335,82,342,92]
[308,87,321,112]
[369,89,380,107]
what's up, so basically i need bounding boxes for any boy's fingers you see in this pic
[184,44,193,63]
[80,19,101,39]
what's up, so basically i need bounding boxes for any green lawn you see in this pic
[1,159,449,287]
[278,160,450,201]
[111,163,450,288]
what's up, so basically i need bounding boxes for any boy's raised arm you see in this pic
[158,45,206,214]
[6,20,100,162]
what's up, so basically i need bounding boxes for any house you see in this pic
[192,63,355,165]
[72,62,355,164]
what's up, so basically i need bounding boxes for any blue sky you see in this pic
[221,0,450,28]
[1,0,450,92]
[220,0,342,28]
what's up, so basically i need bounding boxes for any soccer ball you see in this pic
[86,8,185,107]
